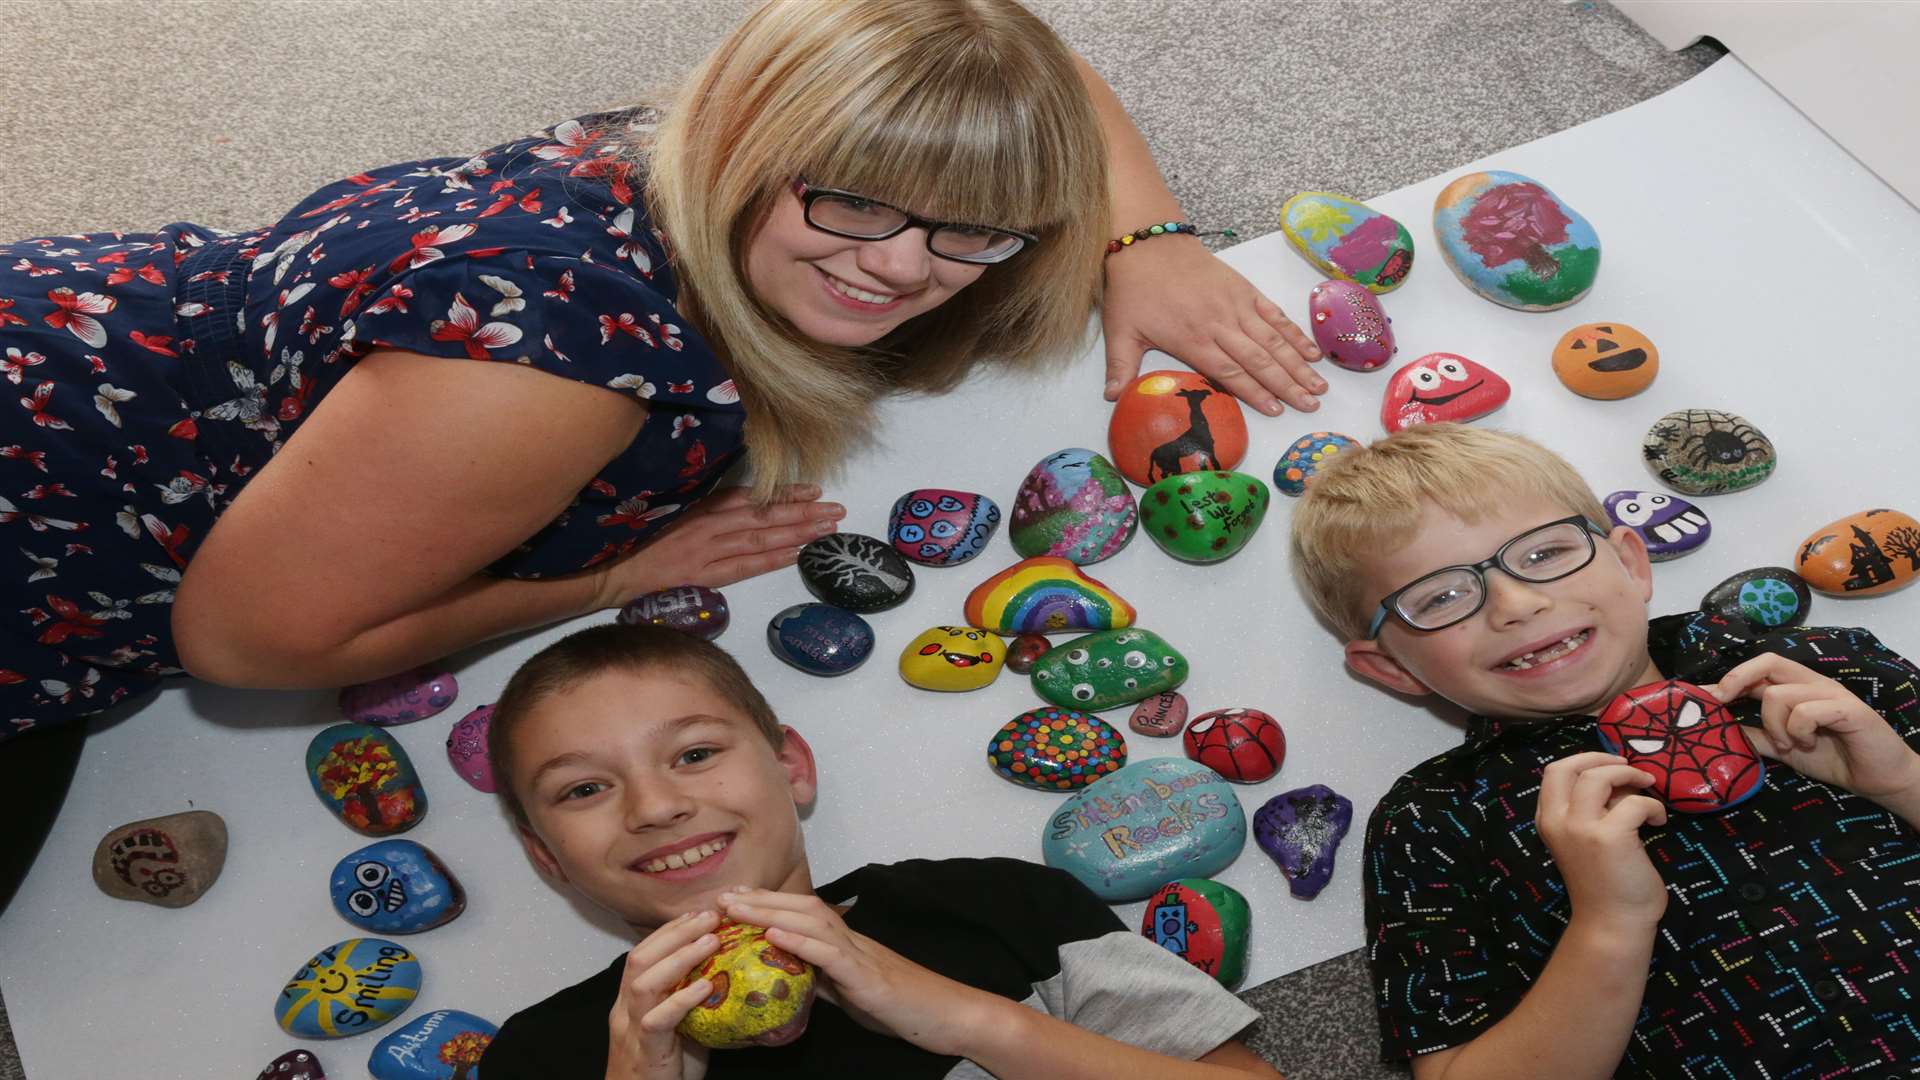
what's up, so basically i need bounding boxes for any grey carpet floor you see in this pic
[0,2,1718,1076]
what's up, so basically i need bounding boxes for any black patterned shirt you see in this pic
[1364,612,1920,1076]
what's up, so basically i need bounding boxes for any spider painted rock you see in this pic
[1642,409,1776,496]
[1596,679,1765,813]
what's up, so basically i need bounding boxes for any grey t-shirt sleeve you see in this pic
[943,929,1261,1078]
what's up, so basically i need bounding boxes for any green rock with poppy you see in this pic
[1138,471,1271,563]
[1030,627,1189,711]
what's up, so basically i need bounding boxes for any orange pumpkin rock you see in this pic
[1106,371,1248,488]
[1794,508,1920,597]
[1551,322,1658,400]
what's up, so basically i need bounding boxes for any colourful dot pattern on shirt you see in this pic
[987,708,1128,792]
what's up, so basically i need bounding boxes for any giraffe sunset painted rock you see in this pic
[1107,371,1248,488]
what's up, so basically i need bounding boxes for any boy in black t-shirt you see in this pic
[477,623,1276,1079]
[1289,424,1920,1079]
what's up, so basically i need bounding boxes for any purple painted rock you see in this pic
[618,585,730,640]
[1128,691,1189,737]
[1604,490,1710,561]
[257,1049,326,1080]
[1307,280,1396,372]
[1253,785,1354,899]
[339,667,458,727]
[1005,632,1052,675]
[444,705,496,793]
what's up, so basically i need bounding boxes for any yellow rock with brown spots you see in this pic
[674,920,816,1049]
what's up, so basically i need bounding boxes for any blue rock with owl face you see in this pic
[329,839,466,934]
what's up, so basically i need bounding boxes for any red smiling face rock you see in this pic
[1380,352,1511,433]
[1594,679,1765,814]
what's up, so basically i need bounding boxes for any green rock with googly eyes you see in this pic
[1029,627,1189,712]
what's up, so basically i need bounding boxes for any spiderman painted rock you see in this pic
[1595,680,1765,813]
[1380,353,1510,433]
[1183,707,1285,784]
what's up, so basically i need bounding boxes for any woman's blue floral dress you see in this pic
[0,109,745,739]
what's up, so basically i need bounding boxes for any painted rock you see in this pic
[306,724,427,837]
[443,704,496,793]
[1129,690,1189,737]
[1596,680,1765,813]
[1701,566,1812,627]
[673,920,816,1049]
[274,937,422,1039]
[1140,877,1252,987]
[797,533,914,612]
[1307,280,1396,371]
[1280,191,1414,292]
[1253,785,1354,899]
[963,556,1136,635]
[899,625,1006,692]
[1551,322,1657,399]
[1041,757,1247,902]
[1642,408,1776,495]
[1107,371,1248,487]
[1005,632,1052,674]
[618,585,730,640]
[1433,170,1599,311]
[340,667,458,727]
[368,1009,496,1080]
[1274,432,1358,497]
[1184,708,1286,784]
[1009,448,1138,565]
[1030,627,1189,712]
[988,707,1128,791]
[1381,353,1510,433]
[256,1049,326,1080]
[1139,470,1271,563]
[766,603,874,676]
[1604,490,1710,561]
[330,839,466,935]
[888,489,1000,566]
[1795,508,1920,597]
[90,809,227,908]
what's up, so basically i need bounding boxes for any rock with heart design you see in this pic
[444,704,496,793]
[1041,757,1247,901]
[1253,785,1354,899]
[1009,448,1138,565]
[1030,627,1189,711]
[339,667,458,727]
[274,937,422,1038]
[964,556,1136,636]
[1274,432,1359,497]
[1642,409,1776,495]
[1140,877,1252,987]
[1596,680,1765,813]
[1129,690,1189,737]
[987,706,1128,791]
[1107,371,1248,487]
[618,585,730,640]
[1551,322,1657,399]
[1280,192,1414,292]
[1794,508,1920,597]
[766,603,874,676]
[1005,632,1053,674]
[1139,470,1271,563]
[1701,566,1812,627]
[306,724,427,836]
[1433,170,1600,310]
[1381,353,1510,433]
[91,809,228,908]
[1307,280,1396,371]
[330,839,466,935]
[887,489,1001,567]
[673,920,816,1049]
[797,533,914,612]
[898,625,1006,692]
[255,1049,326,1080]
[1184,708,1286,784]
[1605,490,1710,561]
[368,1009,497,1080]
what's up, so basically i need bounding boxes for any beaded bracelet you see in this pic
[1105,220,1236,255]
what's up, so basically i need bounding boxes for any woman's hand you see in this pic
[593,485,843,609]
[1101,237,1324,416]
[604,910,722,1080]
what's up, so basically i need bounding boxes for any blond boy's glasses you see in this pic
[1365,516,1610,639]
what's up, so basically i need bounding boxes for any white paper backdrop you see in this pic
[5,58,1920,1078]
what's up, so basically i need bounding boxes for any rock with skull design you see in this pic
[1604,490,1711,561]
[91,809,229,908]
[1642,408,1777,496]
[1380,353,1510,433]
[329,839,466,934]
[1596,679,1766,813]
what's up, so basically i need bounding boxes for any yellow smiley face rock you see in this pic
[898,625,1007,692]
[674,920,817,1049]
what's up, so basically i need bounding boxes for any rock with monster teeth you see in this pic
[329,839,465,935]
[1604,490,1710,561]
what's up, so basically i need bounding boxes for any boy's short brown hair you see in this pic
[486,623,784,825]
[1290,424,1608,640]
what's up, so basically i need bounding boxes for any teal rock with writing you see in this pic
[274,937,422,1039]
[1041,757,1247,901]
[1030,627,1188,711]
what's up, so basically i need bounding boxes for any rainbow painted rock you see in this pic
[306,724,427,837]
[1279,192,1414,292]
[1642,409,1776,496]
[1139,470,1270,563]
[443,704,496,793]
[766,603,874,676]
[899,625,1006,692]
[1596,680,1765,813]
[1140,877,1251,987]
[618,585,730,640]
[339,667,458,727]
[797,533,914,612]
[1433,170,1599,311]
[963,556,1136,636]
[887,488,1001,567]
[673,920,816,1049]
[1253,785,1353,899]
[1107,371,1248,487]
[368,1009,496,1080]
[1041,757,1247,901]
[1184,707,1286,784]
[1605,490,1710,561]
[1795,508,1920,597]
[1009,448,1138,565]
[330,839,465,935]
[1030,627,1188,712]
[1701,566,1812,627]
[1307,280,1396,371]
[91,809,228,908]
[1006,633,1052,674]
[1129,690,1189,737]
[987,707,1128,791]
[274,937,422,1039]
[1381,353,1510,433]
[1274,432,1358,497]
[256,1050,326,1080]
[1551,322,1657,399]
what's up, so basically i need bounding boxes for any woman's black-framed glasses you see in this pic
[1365,515,1610,639]
[792,179,1037,265]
